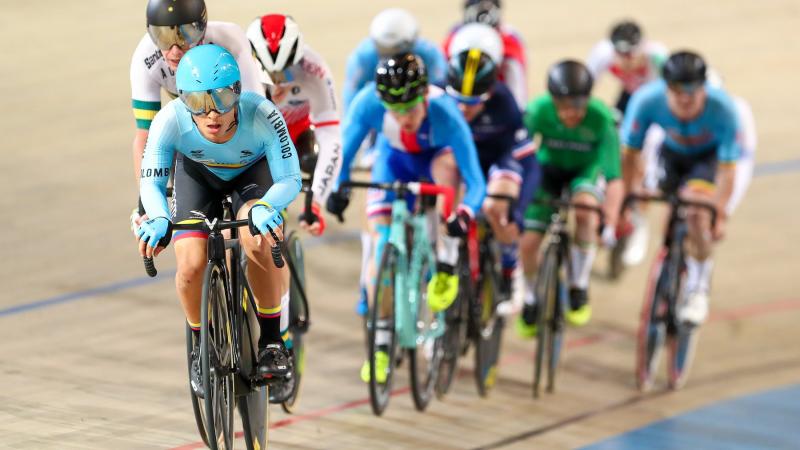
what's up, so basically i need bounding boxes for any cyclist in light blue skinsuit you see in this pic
[136,44,301,395]
[342,8,447,112]
[326,53,486,383]
[621,50,740,327]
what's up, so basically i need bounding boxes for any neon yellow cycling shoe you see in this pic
[516,300,539,338]
[360,350,389,384]
[566,288,592,326]
[427,271,459,313]
[516,316,538,339]
[565,305,592,326]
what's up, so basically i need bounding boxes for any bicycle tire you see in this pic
[667,248,698,390]
[368,243,399,416]
[435,252,470,398]
[635,248,669,392]
[279,231,307,413]
[473,250,504,397]
[409,255,444,411]
[546,257,566,394]
[186,325,210,447]
[200,263,235,450]
[533,243,558,398]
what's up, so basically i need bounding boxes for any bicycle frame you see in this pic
[387,198,443,348]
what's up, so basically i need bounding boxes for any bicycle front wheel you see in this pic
[435,252,470,399]
[186,325,210,448]
[281,231,307,413]
[409,255,444,411]
[200,263,235,449]
[473,251,504,397]
[636,248,669,392]
[533,244,559,398]
[368,243,400,416]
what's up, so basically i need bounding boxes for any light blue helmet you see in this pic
[176,44,240,93]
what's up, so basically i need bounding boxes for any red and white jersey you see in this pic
[443,23,528,110]
[587,39,668,94]
[260,45,342,204]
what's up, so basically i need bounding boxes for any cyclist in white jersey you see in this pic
[247,14,343,236]
[130,0,266,228]
[587,20,668,115]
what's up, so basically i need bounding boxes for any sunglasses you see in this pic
[147,22,205,51]
[179,82,241,115]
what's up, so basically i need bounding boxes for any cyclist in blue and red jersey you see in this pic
[621,50,740,326]
[327,53,486,382]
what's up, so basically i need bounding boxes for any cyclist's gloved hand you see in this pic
[326,189,350,223]
[446,207,473,237]
[130,207,149,237]
[250,202,284,237]
[601,224,617,248]
[136,216,171,249]
[299,201,326,236]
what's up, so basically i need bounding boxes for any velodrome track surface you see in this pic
[1,0,799,448]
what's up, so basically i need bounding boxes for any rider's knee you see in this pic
[176,247,207,283]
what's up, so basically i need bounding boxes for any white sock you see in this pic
[524,274,537,306]
[686,256,713,293]
[569,244,597,290]
[359,231,373,288]
[375,320,391,347]
[279,290,290,334]
[437,235,460,268]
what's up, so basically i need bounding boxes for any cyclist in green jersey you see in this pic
[518,60,622,335]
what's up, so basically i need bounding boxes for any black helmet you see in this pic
[464,0,501,27]
[547,60,593,97]
[662,51,706,84]
[610,20,642,53]
[376,53,428,106]
[146,0,206,26]
[446,49,498,100]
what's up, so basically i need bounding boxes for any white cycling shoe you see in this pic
[677,290,709,325]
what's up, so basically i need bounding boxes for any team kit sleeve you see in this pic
[139,104,180,220]
[619,87,654,151]
[255,100,303,211]
[433,98,487,216]
[599,119,622,180]
[586,40,614,79]
[342,40,373,112]
[337,85,383,186]
[130,38,162,130]
[417,39,448,86]
[715,94,742,164]
[307,55,343,203]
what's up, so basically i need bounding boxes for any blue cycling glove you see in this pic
[136,217,171,248]
[250,201,283,236]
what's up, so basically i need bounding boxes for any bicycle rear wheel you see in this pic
[409,255,444,411]
[636,248,669,392]
[200,263,235,450]
[473,251,504,397]
[280,231,307,413]
[533,244,559,398]
[186,325,210,448]
[435,252,470,398]
[667,254,698,390]
[368,243,400,416]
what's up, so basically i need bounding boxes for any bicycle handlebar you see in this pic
[622,192,717,226]
[142,218,284,277]
[341,181,456,218]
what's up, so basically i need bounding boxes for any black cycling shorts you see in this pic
[657,145,718,195]
[172,154,273,238]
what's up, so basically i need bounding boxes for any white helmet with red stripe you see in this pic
[247,14,304,74]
